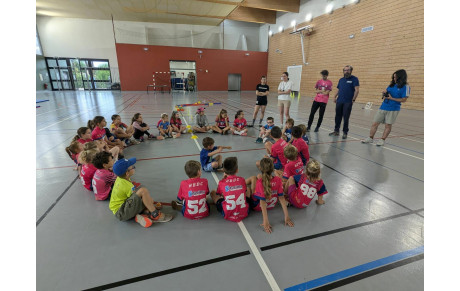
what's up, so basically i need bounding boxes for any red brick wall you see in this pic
[116,43,268,91]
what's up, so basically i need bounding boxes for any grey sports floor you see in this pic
[36,90,424,291]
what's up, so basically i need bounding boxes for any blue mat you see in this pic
[36,99,49,103]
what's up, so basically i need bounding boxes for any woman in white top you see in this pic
[278,72,293,126]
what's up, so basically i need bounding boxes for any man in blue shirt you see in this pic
[329,65,360,139]
[362,69,410,146]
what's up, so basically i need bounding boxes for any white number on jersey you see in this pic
[188,198,207,214]
[226,193,247,211]
[300,184,317,198]
[267,197,278,208]
[92,179,98,194]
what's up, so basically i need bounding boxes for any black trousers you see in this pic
[133,123,151,139]
[334,102,353,134]
[308,101,327,129]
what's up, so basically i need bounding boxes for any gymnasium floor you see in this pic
[36,89,424,291]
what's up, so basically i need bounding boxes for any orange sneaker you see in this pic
[135,214,153,228]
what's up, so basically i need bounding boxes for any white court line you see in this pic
[181,114,281,291]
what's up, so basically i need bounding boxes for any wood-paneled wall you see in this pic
[267,0,423,110]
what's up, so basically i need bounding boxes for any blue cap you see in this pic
[112,157,136,176]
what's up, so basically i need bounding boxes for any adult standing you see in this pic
[249,76,270,127]
[277,72,293,127]
[307,70,333,132]
[362,69,410,146]
[329,65,360,139]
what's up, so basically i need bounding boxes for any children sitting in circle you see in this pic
[67,107,327,231]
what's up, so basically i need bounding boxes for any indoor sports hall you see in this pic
[33,0,428,290]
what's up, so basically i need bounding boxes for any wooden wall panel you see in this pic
[267,0,424,110]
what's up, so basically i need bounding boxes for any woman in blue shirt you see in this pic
[362,69,410,146]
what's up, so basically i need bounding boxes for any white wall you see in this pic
[222,20,260,51]
[272,0,360,35]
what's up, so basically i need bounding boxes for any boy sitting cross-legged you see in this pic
[171,160,211,220]
[109,158,173,227]
[200,137,231,172]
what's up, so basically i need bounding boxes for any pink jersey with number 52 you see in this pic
[177,177,210,220]
[252,176,284,211]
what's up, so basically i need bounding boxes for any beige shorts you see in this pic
[115,192,145,221]
[373,110,399,124]
[278,99,291,107]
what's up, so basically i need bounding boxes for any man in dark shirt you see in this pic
[249,76,270,127]
[329,65,360,139]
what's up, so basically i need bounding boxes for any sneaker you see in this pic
[139,136,145,142]
[255,137,262,143]
[125,139,132,146]
[314,127,319,132]
[135,214,153,228]
[306,127,310,132]
[259,123,263,127]
[248,124,254,128]
[151,212,173,223]
[171,200,183,211]
[361,137,373,144]
[342,134,347,139]
[148,134,155,140]
[375,139,385,146]
[329,131,339,136]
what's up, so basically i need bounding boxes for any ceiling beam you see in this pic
[241,0,300,13]
[226,6,276,24]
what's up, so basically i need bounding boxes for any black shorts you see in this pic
[256,96,267,106]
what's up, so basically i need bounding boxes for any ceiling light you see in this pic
[291,20,296,27]
[305,13,312,22]
[269,30,273,36]
[279,26,283,32]
[351,0,360,3]
[325,3,334,14]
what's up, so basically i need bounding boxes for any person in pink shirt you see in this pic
[171,160,210,220]
[212,109,230,135]
[92,151,117,201]
[290,126,310,166]
[258,126,288,177]
[79,148,98,191]
[307,70,333,132]
[65,140,84,172]
[247,158,293,233]
[230,110,248,136]
[74,127,93,145]
[88,116,124,155]
[210,157,249,222]
[170,110,187,135]
[282,146,304,183]
[285,159,328,207]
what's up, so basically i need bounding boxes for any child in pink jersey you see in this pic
[290,126,310,166]
[79,147,98,191]
[210,157,249,222]
[74,127,93,145]
[258,126,288,177]
[65,141,84,172]
[230,110,248,136]
[171,160,210,220]
[170,110,187,135]
[247,158,293,233]
[285,159,328,207]
[212,109,230,135]
[88,116,125,154]
[282,145,304,183]
[92,151,117,200]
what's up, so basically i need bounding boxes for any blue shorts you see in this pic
[202,160,215,172]
[274,161,283,170]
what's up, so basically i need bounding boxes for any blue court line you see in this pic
[285,246,424,291]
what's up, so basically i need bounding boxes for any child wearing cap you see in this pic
[193,107,212,133]
[109,158,173,227]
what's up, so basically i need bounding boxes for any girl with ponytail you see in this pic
[246,157,294,233]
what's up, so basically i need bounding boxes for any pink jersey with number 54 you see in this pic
[216,175,248,222]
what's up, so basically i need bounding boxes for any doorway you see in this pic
[228,74,241,91]
[169,61,197,91]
